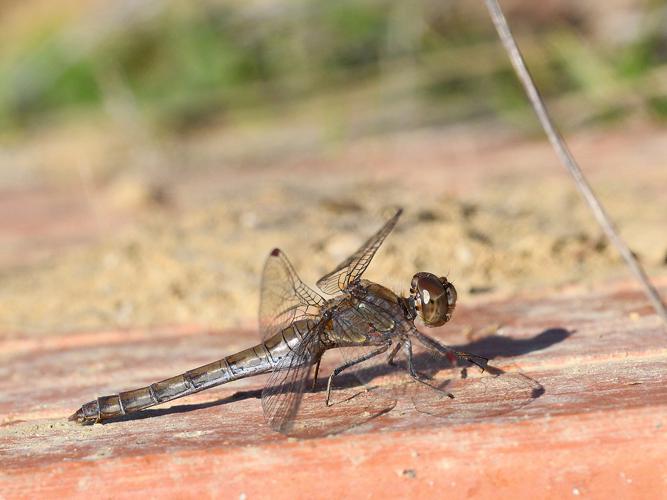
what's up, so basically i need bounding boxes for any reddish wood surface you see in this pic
[1,280,667,499]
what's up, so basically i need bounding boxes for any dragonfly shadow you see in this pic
[317,327,571,391]
[105,327,569,424]
[456,327,572,360]
[104,389,264,424]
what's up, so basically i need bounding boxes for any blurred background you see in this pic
[0,0,665,335]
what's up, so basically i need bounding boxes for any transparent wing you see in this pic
[316,209,402,295]
[259,248,325,342]
[261,327,320,435]
[261,322,397,437]
[407,330,544,422]
[332,306,374,345]
[329,297,396,349]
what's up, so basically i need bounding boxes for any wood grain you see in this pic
[1,280,666,499]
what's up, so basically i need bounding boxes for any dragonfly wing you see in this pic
[408,330,544,422]
[332,306,373,344]
[259,248,325,341]
[316,209,402,295]
[261,327,320,434]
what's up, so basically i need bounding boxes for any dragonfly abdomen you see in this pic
[70,319,319,425]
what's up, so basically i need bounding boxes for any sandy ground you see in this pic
[0,120,665,336]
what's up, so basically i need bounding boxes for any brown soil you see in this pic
[0,121,665,336]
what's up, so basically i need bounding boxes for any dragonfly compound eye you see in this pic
[410,272,457,327]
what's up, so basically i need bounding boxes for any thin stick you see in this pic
[483,0,667,326]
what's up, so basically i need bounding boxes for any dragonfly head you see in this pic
[409,272,457,327]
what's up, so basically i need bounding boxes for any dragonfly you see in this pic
[70,209,492,434]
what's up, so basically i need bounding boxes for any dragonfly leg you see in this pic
[402,338,433,382]
[311,358,321,392]
[325,342,391,406]
[411,329,488,372]
[386,341,403,366]
[403,337,454,399]
[403,338,418,378]
[455,351,488,371]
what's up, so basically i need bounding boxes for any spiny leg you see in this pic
[311,358,321,392]
[326,342,391,406]
[456,351,488,371]
[403,338,418,378]
[412,329,488,372]
[386,341,403,366]
[402,338,435,383]
[403,337,454,399]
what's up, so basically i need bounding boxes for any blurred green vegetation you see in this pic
[0,0,666,135]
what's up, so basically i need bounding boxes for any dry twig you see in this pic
[483,0,667,326]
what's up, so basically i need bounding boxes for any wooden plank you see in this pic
[1,281,666,499]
